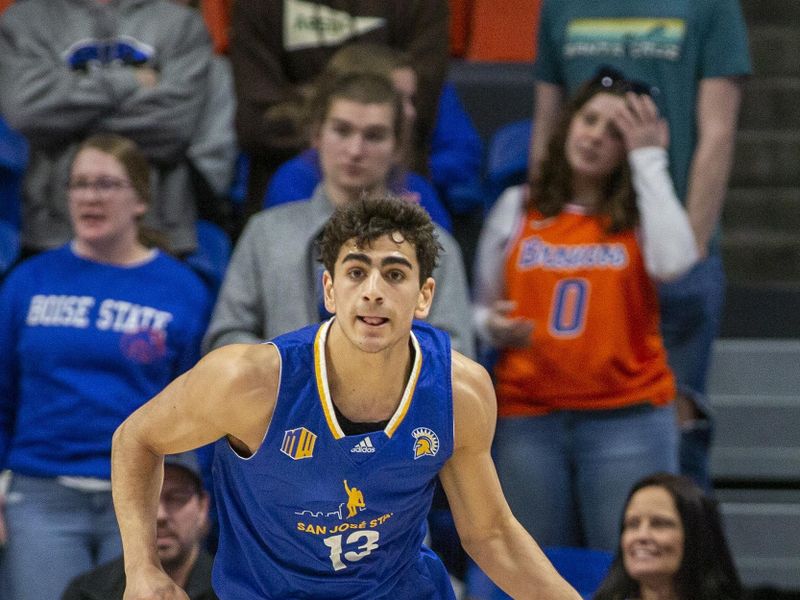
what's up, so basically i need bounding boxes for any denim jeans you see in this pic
[658,254,726,490]
[493,403,678,551]
[2,474,121,600]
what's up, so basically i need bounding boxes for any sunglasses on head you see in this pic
[592,66,660,98]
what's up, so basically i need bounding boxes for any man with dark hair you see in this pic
[317,195,441,285]
[62,452,216,600]
[111,196,581,600]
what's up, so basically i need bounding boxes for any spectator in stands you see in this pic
[61,451,217,600]
[204,72,474,359]
[594,472,742,600]
[473,74,697,551]
[0,0,235,257]
[229,0,448,217]
[263,42,484,227]
[0,134,211,600]
[527,0,752,490]
[264,44,450,232]
[171,0,238,232]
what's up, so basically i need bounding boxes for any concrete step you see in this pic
[721,282,800,338]
[742,0,800,25]
[724,187,800,233]
[748,26,800,78]
[740,77,800,130]
[731,131,800,188]
[721,230,800,283]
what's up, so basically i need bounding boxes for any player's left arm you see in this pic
[439,353,581,600]
[684,76,744,257]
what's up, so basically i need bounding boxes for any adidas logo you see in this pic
[351,437,376,453]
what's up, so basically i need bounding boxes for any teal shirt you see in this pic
[534,0,751,201]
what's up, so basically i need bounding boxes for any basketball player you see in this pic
[111,197,581,600]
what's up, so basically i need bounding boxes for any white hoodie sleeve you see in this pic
[630,147,699,281]
[472,186,526,344]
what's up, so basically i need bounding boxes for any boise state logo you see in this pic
[120,329,167,364]
[411,427,439,460]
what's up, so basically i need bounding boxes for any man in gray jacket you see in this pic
[0,0,236,256]
[203,73,475,357]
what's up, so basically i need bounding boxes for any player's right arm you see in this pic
[439,353,581,600]
[112,343,280,600]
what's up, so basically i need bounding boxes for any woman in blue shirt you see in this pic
[0,134,211,600]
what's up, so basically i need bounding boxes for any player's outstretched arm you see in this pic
[439,353,581,600]
[112,343,280,600]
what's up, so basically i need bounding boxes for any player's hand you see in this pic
[614,92,669,151]
[486,300,534,348]
[123,566,190,600]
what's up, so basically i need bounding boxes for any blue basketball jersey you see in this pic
[212,319,456,600]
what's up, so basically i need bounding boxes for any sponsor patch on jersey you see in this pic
[281,427,317,460]
[411,427,439,459]
[351,436,376,453]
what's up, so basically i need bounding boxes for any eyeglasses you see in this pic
[592,65,660,98]
[67,177,132,194]
[160,489,198,512]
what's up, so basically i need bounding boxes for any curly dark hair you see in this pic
[319,196,441,285]
[594,473,743,600]
[531,76,640,233]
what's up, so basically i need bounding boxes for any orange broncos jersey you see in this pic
[494,205,675,417]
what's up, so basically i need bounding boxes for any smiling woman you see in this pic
[594,473,742,600]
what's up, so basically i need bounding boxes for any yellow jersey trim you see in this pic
[385,331,422,437]
[314,319,345,439]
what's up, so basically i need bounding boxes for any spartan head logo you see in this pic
[411,427,439,460]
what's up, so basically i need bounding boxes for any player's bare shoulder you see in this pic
[198,342,281,392]
[186,343,281,451]
[450,351,497,448]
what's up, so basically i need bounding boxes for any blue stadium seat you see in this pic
[484,118,532,207]
[185,219,232,295]
[0,115,28,229]
[0,220,20,277]
[466,545,613,600]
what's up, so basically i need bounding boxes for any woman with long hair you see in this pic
[594,472,742,600]
[473,70,699,551]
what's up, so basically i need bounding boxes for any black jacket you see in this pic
[61,551,218,600]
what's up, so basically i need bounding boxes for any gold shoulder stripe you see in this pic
[385,330,422,437]
[314,319,345,439]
